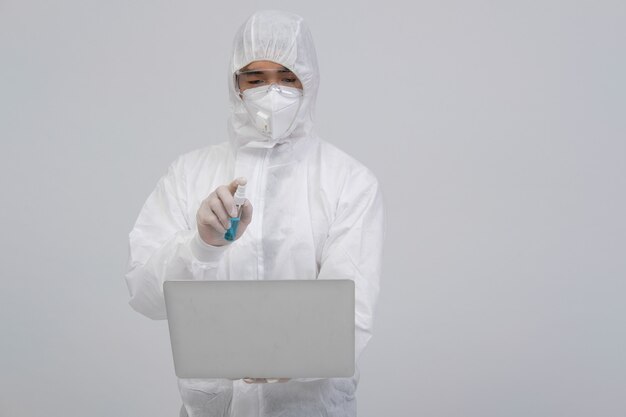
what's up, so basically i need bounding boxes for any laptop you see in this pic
[163,279,355,379]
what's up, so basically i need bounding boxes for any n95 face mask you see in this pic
[242,84,303,143]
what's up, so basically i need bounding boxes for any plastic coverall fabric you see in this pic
[125,10,384,417]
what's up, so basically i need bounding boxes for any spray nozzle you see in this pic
[234,184,247,206]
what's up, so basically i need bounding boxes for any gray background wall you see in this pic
[1,0,625,416]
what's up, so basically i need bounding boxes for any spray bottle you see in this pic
[224,183,246,242]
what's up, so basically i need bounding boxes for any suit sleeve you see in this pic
[124,158,227,320]
[317,169,385,363]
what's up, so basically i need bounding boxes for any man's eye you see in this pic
[248,79,265,84]
[282,78,297,83]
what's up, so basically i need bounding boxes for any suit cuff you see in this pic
[189,232,228,263]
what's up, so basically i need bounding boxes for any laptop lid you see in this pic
[164,279,355,379]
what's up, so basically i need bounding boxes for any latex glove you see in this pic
[196,177,252,246]
[243,378,290,384]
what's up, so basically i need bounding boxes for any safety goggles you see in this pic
[235,67,303,92]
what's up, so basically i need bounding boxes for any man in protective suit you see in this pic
[125,10,384,417]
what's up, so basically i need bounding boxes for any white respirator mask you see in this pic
[241,84,303,145]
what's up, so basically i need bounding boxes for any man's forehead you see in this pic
[241,60,293,72]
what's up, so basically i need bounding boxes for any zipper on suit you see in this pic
[255,147,273,281]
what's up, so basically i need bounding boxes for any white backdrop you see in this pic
[1,1,625,416]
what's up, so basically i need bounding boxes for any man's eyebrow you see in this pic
[241,67,294,75]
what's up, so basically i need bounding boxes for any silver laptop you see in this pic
[164,280,355,379]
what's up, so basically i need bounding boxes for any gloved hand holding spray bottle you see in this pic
[224,182,246,241]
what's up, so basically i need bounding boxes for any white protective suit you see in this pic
[125,10,384,417]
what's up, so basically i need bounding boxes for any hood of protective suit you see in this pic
[228,10,320,149]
